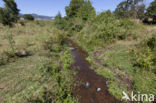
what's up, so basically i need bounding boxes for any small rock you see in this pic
[69,47,75,51]
[16,49,28,57]
[85,82,90,88]
[97,88,101,92]
[106,81,109,85]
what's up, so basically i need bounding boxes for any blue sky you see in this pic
[0,0,154,17]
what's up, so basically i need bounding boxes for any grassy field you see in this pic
[0,18,156,103]
[0,21,77,103]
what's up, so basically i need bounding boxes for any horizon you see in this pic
[0,0,154,17]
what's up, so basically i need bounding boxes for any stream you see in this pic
[67,40,121,103]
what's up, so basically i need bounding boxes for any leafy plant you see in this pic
[39,48,76,103]
[61,49,74,69]
[133,47,153,71]
[147,34,156,50]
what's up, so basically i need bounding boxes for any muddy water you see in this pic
[68,40,121,103]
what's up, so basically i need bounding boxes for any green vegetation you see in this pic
[0,0,19,26]
[114,0,145,19]
[146,0,156,23]
[52,0,156,102]
[0,21,77,103]
[23,14,35,21]
[1,0,156,102]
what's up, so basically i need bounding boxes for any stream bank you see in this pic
[67,40,121,103]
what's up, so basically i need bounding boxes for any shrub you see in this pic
[23,14,35,21]
[6,32,16,56]
[117,19,134,39]
[76,0,96,21]
[35,20,46,26]
[89,10,119,43]
[76,10,133,51]
[18,20,25,26]
[61,49,73,69]
[43,29,65,52]
[0,8,12,26]
[53,13,67,30]
[147,34,156,50]
[133,47,153,71]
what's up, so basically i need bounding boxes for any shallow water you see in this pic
[68,40,121,103]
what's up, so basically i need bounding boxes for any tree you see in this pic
[23,14,34,21]
[137,4,145,20]
[114,1,129,18]
[0,0,19,26]
[0,8,11,25]
[65,0,96,21]
[114,0,145,19]
[54,12,67,30]
[77,0,96,21]
[55,12,62,20]
[128,0,144,19]
[146,0,156,23]
[65,0,85,18]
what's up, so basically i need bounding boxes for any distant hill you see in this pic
[20,13,54,20]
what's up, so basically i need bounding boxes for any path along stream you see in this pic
[67,40,122,103]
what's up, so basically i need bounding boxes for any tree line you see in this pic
[114,0,156,23]
[58,0,156,24]
[1,0,156,26]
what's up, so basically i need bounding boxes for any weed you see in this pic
[133,47,153,71]
[147,34,156,50]
[133,71,156,96]
[39,48,77,103]
[5,32,16,57]
[96,68,116,81]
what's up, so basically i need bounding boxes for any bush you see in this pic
[23,14,34,21]
[117,19,134,39]
[23,14,35,21]
[133,47,153,71]
[43,29,65,52]
[76,11,133,52]
[53,16,67,30]
[147,34,156,50]
[0,8,12,26]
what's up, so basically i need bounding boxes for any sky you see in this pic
[0,0,154,17]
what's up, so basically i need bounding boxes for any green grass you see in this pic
[96,68,116,81]
[83,27,156,101]
[0,53,54,103]
[94,47,133,99]
[133,71,156,96]
[0,21,77,103]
